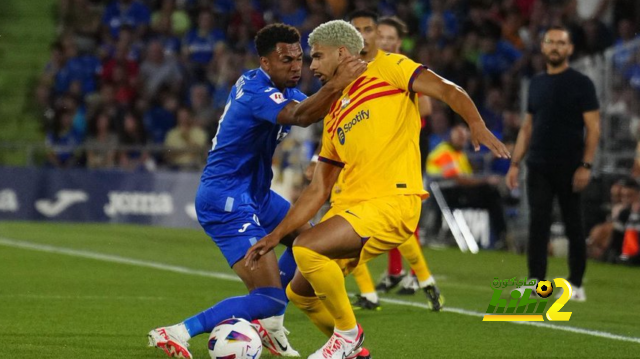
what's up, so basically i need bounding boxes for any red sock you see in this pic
[388,248,403,276]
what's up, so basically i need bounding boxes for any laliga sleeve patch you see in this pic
[269,92,286,104]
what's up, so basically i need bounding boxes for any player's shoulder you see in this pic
[231,69,267,100]
[568,68,594,84]
[381,51,411,64]
[369,51,404,69]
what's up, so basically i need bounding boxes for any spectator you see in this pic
[102,42,139,85]
[111,63,137,106]
[276,0,308,28]
[164,107,207,170]
[426,124,507,247]
[479,87,505,135]
[182,10,225,67]
[102,0,151,41]
[188,84,216,137]
[479,29,523,80]
[118,111,150,171]
[425,14,452,50]
[59,95,87,142]
[143,91,177,144]
[420,0,458,39]
[139,40,183,99]
[85,112,119,169]
[151,0,191,36]
[59,0,102,40]
[150,14,182,58]
[100,25,144,62]
[42,42,65,87]
[612,19,638,70]
[587,178,626,260]
[228,0,266,39]
[55,36,101,96]
[502,108,521,143]
[502,10,525,50]
[605,178,640,264]
[427,110,451,152]
[85,83,122,124]
[45,109,82,168]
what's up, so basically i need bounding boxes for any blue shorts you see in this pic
[195,189,290,267]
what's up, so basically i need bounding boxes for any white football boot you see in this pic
[570,286,586,302]
[148,325,192,358]
[252,319,300,357]
[307,324,365,359]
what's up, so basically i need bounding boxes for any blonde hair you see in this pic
[308,20,364,56]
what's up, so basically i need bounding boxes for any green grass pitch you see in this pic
[1,221,639,358]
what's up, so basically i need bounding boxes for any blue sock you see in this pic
[183,287,286,337]
[276,246,297,315]
[278,246,297,289]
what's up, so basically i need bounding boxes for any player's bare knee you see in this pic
[292,229,316,249]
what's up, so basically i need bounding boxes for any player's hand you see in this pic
[506,166,519,190]
[244,233,281,270]
[331,55,367,89]
[469,122,511,159]
[573,167,591,192]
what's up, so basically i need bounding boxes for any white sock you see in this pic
[171,323,191,341]
[258,314,284,332]
[419,275,436,288]
[360,292,378,303]
[335,326,359,341]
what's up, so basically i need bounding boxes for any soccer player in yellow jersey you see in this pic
[347,10,444,311]
[246,20,509,359]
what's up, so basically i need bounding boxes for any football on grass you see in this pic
[208,318,262,359]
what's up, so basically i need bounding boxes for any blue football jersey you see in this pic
[199,68,307,211]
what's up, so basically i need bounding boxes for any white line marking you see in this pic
[379,298,640,344]
[0,237,240,282]
[0,294,167,300]
[2,237,639,345]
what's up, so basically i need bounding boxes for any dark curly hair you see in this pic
[378,16,408,38]
[254,23,301,57]
[345,9,379,23]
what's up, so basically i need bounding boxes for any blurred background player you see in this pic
[345,10,443,312]
[148,24,365,358]
[246,20,508,359]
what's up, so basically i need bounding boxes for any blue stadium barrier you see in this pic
[0,166,201,229]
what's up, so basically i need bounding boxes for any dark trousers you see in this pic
[526,164,586,287]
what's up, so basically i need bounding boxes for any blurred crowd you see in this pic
[36,0,640,172]
[30,0,640,258]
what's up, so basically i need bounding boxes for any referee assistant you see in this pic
[506,26,600,302]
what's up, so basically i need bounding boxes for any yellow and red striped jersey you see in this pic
[319,50,428,207]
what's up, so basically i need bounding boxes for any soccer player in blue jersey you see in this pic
[148,24,366,358]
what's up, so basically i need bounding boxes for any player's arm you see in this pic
[276,56,366,127]
[505,113,532,189]
[411,69,510,158]
[581,110,600,167]
[418,95,432,118]
[244,160,342,269]
[573,110,600,191]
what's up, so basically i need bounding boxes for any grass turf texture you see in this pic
[1,221,639,358]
